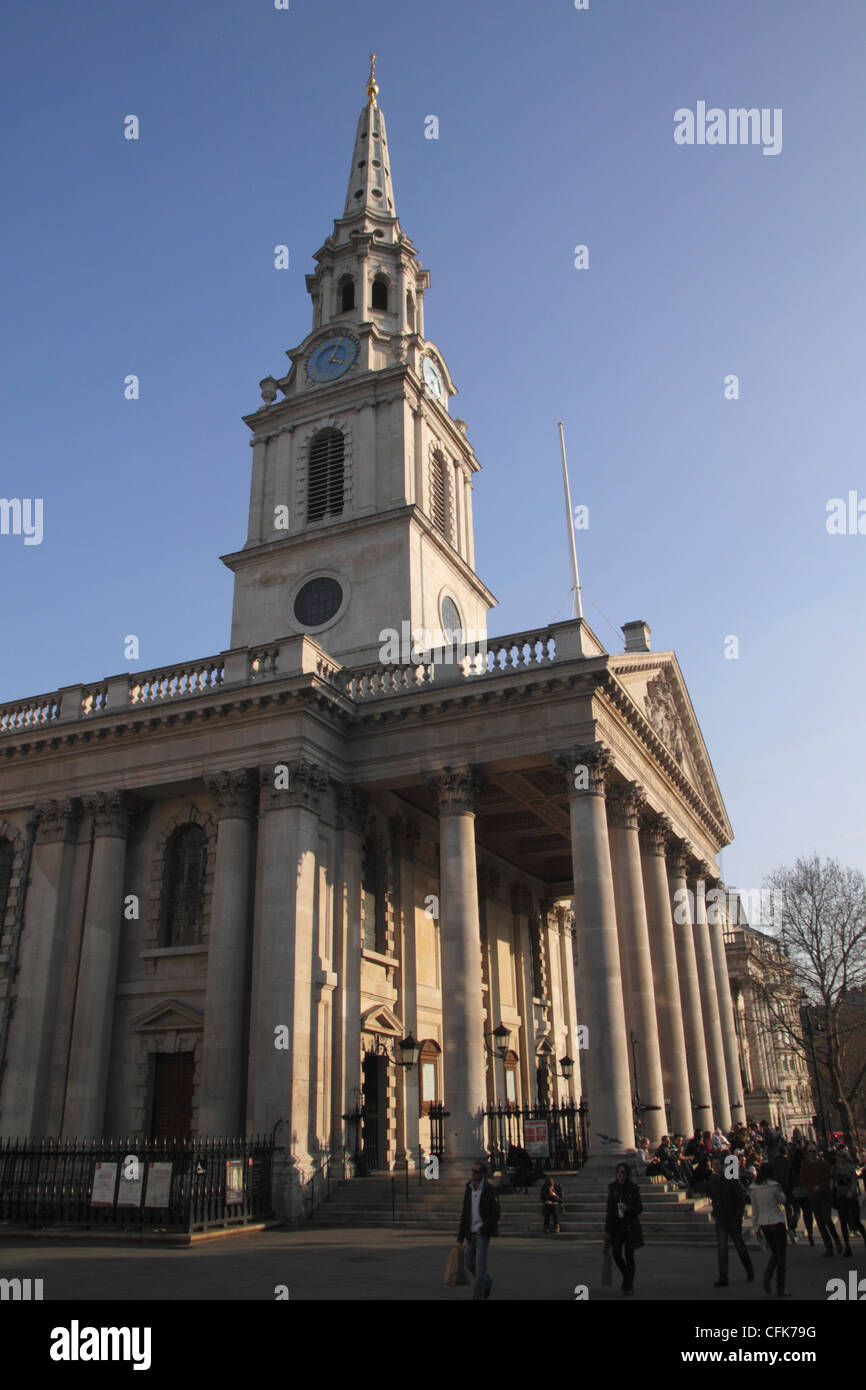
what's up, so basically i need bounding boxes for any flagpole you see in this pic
[557,421,583,620]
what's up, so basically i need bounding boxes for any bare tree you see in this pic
[757,854,866,1148]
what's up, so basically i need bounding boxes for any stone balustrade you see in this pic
[0,621,596,732]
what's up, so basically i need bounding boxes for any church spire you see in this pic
[343,55,397,220]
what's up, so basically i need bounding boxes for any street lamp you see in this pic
[484,1021,513,1060]
[370,1031,421,1068]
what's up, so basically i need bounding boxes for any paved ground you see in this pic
[1,1228,863,1301]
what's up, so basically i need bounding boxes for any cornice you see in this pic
[594,670,730,848]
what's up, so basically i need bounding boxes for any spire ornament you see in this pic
[366,53,379,107]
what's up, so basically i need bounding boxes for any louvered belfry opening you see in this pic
[430,454,447,536]
[307,428,345,522]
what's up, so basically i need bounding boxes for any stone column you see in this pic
[554,746,634,1156]
[333,786,365,1155]
[667,838,713,1130]
[426,766,487,1159]
[0,799,82,1138]
[64,792,137,1137]
[607,785,666,1145]
[690,864,731,1131]
[197,770,258,1136]
[249,759,327,1213]
[555,907,583,1102]
[390,815,421,1166]
[710,884,745,1126]
[639,814,692,1137]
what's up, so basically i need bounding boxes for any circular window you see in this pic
[294,577,343,627]
[441,596,463,643]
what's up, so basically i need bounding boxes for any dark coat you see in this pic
[694,1174,748,1228]
[457,1180,501,1241]
[604,1181,644,1249]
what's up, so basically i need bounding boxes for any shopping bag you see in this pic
[444,1244,470,1286]
[601,1245,613,1287]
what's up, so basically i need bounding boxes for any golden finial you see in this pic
[366,53,379,107]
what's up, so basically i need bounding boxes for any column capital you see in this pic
[554,904,576,937]
[552,742,613,797]
[638,809,672,853]
[388,814,420,857]
[204,769,259,821]
[688,858,714,884]
[426,764,484,815]
[260,759,328,812]
[336,783,368,834]
[665,834,693,875]
[83,789,141,838]
[35,798,82,844]
[607,781,646,829]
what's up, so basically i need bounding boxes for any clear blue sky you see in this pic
[1,1,864,895]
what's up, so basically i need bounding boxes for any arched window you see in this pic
[406,292,416,331]
[419,1039,441,1116]
[361,837,386,953]
[429,452,448,536]
[371,277,388,311]
[307,428,345,522]
[339,277,355,312]
[160,824,207,947]
[0,838,13,925]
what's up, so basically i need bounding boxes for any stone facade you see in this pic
[0,69,748,1218]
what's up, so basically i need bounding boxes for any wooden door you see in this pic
[151,1053,194,1140]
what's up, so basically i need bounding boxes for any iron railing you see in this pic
[484,1102,588,1174]
[0,1135,274,1232]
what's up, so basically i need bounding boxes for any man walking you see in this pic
[694,1154,755,1287]
[457,1160,501,1300]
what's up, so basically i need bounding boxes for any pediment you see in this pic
[360,1003,404,1036]
[608,653,730,833]
[131,999,204,1033]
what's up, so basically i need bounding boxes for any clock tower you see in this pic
[222,57,497,667]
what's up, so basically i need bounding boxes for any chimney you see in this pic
[622,620,651,653]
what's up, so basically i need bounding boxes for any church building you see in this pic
[0,63,746,1217]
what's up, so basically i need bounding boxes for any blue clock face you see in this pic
[307,335,358,383]
[423,356,444,399]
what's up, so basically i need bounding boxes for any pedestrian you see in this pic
[603,1162,644,1295]
[800,1144,843,1256]
[693,1153,755,1287]
[456,1160,501,1300]
[750,1162,791,1297]
[831,1149,866,1256]
[771,1144,798,1243]
[540,1173,564,1233]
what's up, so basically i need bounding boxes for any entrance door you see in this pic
[151,1053,194,1140]
[361,1053,387,1172]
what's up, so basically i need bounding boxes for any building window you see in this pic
[406,291,415,330]
[294,575,343,628]
[504,1050,519,1107]
[160,824,207,946]
[419,1039,441,1116]
[361,837,386,953]
[307,428,345,522]
[430,452,448,536]
[0,838,13,924]
[440,596,462,645]
[371,277,388,311]
[339,277,355,312]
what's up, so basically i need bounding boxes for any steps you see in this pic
[308,1167,719,1243]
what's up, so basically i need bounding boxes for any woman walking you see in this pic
[750,1162,791,1297]
[604,1162,644,1295]
[831,1149,866,1255]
